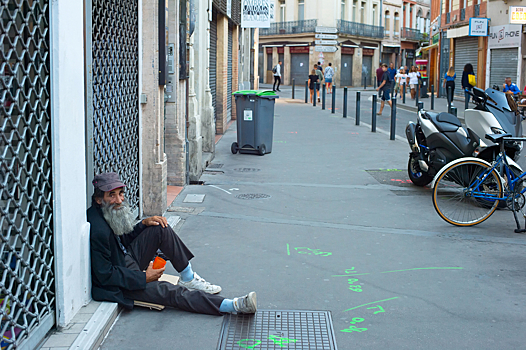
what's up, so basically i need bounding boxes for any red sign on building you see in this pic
[289,46,310,54]
[341,47,355,55]
[362,49,375,56]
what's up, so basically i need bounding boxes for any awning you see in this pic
[383,44,401,48]
[415,42,438,56]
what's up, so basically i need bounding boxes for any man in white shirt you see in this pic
[273,61,282,92]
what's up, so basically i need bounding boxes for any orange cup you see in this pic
[152,256,166,269]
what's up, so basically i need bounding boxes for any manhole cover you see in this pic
[366,169,413,187]
[217,310,337,350]
[208,163,224,169]
[236,193,271,200]
[234,168,261,172]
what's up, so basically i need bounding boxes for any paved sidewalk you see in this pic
[100,97,526,349]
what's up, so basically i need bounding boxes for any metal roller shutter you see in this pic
[259,47,264,83]
[210,11,217,119]
[341,54,353,86]
[362,56,373,86]
[454,37,478,96]
[279,53,284,79]
[489,48,519,90]
[227,23,233,121]
[290,53,309,85]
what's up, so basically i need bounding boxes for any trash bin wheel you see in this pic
[231,142,239,154]
[258,144,266,156]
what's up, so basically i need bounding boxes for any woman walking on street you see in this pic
[462,63,476,102]
[407,66,420,99]
[394,67,407,98]
[443,66,456,106]
[308,69,319,104]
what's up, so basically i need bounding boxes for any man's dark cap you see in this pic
[92,172,126,192]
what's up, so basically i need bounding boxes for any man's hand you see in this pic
[142,216,168,228]
[145,262,165,283]
[376,87,379,91]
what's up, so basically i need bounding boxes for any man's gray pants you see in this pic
[122,225,224,315]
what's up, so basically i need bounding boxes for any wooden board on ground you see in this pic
[134,274,179,311]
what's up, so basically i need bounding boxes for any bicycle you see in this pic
[432,132,526,233]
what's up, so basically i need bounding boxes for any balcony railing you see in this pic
[337,20,384,39]
[401,27,424,41]
[460,8,465,21]
[446,12,450,24]
[474,4,480,16]
[259,19,318,36]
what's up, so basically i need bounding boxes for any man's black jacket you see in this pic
[87,201,147,309]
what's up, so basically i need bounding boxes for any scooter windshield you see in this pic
[484,88,521,136]
[485,88,517,113]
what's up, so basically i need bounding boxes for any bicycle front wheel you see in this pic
[432,160,503,226]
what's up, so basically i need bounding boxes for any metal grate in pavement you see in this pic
[217,310,338,350]
[208,163,224,169]
[234,168,261,172]
[236,194,271,200]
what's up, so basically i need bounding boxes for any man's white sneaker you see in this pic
[179,273,222,294]
[233,292,257,314]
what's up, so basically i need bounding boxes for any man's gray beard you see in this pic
[101,200,135,236]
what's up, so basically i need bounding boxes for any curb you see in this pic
[69,302,120,350]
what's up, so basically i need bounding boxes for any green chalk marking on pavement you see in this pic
[380,267,463,274]
[343,297,399,312]
[237,339,261,349]
[287,243,290,256]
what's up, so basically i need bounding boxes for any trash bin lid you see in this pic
[255,90,279,99]
[233,90,258,96]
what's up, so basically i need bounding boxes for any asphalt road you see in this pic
[101,97,526,350]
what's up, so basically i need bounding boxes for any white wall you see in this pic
[51,0,91,327]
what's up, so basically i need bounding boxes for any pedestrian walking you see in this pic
[314,64,324,102]
[308,69,319,104]
[272,61,282,92]
[394,67,407,98]
[376,65,384,88]
[376,63,392,115]
[461,63,476,101]
[443,66,456,106]
[407,66,420,99]
[388,62,396,90]
[324,63,334,94]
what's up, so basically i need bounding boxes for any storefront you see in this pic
[289,46,310,84]
[487,24,521,90]
[362,48,375,86]
[340,46,354,86]
[453,36,479,96]
[382,45,400,67]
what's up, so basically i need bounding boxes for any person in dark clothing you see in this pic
[387,62,396,89]
[88,172,257,315]
[461,63,475,102]
[376,64,392,115]
[273,60,282,92]
[308,69,319,103]
[376,66,384,87]
[443,66,456,107]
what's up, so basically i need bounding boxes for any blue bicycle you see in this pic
[432,133,526,232]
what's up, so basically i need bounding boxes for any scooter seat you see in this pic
[436,112,462,127]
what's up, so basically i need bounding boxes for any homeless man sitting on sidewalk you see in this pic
[87,172,256,315]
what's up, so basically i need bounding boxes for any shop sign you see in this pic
[362,49,375,56]
[488,24,521,49]
[241,0,270,28]
[277,47,284,54]
[289,46,310,54]
[341,47,355,55]
[266,47,272,54]
[469,18,489,36]
[432,33,439,45]
[510,6,526,24]
[406,50,415,59]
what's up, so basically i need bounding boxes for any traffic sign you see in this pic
[315,26,338,34]
[315,40,338,45]
[315,34,338,39]
[315,46,338,53]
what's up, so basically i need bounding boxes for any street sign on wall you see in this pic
[315,40,338,45]
[510,6,526,24]
[315,26,338,33]
[315,34,338,39]
[315,46,338,53]
[469,17,489,36]
[488,24,521,49]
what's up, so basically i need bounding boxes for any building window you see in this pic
[298,0,304,21]
[280,0,286,22]
[342,0,346,20]
[360,1,366,24]
[372,4,377,25]
[384,10,390,36]
[352,0,357,22]
[394,12,400,37]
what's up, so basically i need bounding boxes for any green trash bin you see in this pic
[231,90,279,156]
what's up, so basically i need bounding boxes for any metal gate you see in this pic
[341,54,353,86]
[439,32,450,97]
[86,0,140,210]
[227,23,233,121]
[454,36,478,96]
[258,47,264,84]
[490,48,519,90]
[362,55,373,86]
[210,10,217,120]
[278,53,284,82]
[290,53,309,85]
[0,0,56,348]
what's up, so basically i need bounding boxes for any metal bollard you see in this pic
[343,87,348,118]
[364,76,367,90]
[305,81,308,103]
[374,79,376,89]
[313,83,317,107]
[292,79,295,100]
[447,86,452,114]
[372,94,377,132]
[418,101,424,111]
[390,97,397,140]
[332,85,336,114]
[403,83,406,104]
[451,106,457,117]
[465,90,469,110]
[431,85,434,110]
[356,91,361,125]
[322,84,326,110]
[416,83,420,107]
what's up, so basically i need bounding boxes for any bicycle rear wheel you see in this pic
[432,160,503,226]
